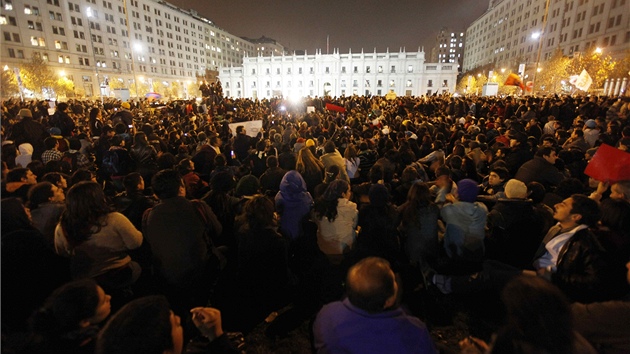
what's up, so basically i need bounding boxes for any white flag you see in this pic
[574,69,593,92]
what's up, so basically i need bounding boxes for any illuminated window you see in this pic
[31,36,38,45]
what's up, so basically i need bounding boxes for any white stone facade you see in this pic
[219,48,458,99]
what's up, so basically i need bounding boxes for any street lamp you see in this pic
[86,7,103,103]
[594,47,602,54]
[531,0,551,96]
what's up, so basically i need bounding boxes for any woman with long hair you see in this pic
[296,146,324,195]
[313,179,358,264]
[24,279,111,354]
[397,182,440,269]
[54,181,143,290]
[343,143,361,184]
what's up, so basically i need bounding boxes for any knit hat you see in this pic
[585,119,596,128]
[305,139,315,147]
[235,174,260,196]
[369,184,390,207]
[296,138,305,144]
[121,102,131,109]
[456,179,479,203]
[18,108,33,118]
[504,179,528,199]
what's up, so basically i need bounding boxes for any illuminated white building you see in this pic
[1,0,256,97]
[463,0,630,72]
[219,48,458,99]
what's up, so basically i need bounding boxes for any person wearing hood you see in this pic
[441,179,488,262]
[15,143,34,167]
[275,170,314,240]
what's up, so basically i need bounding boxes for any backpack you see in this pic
[101,150,120,176]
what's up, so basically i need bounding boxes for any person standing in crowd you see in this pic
[49,102,76,137]
[10,108,48,160]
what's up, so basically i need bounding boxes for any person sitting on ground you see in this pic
[28,181,66,246]
[460,276,597,354]
[275,170,313,241]
[2,167,38,202]
[95,296,238,354]
[24,279,112,354]
[313,257,437,354]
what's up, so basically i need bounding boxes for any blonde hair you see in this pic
[296,147,324,176]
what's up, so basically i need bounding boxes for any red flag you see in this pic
[325,103,346,113]
[584,144,630,183]
[504,73,525,91]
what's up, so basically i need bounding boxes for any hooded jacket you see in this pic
[441,201,488,261]
[275,170,313,239]
[15,143,33,167]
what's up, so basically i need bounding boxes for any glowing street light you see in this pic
[537,67,543,73]
[594,47,602,54]
[59,70,66,77]
[501,68,506,73]
[531,32,541,40]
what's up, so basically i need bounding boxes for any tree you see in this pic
[568,49,615,92]
[20,53,56,98]
[535,48,570,94]
[55,77,75,98]
[1,69,19,98]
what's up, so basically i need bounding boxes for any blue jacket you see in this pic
[275,171,313,239]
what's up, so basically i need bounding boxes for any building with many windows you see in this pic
[463,0,630,72]
[430,27,465,73]
[1,0,256,98]
[218,48,458,99]
[241,35,286,57]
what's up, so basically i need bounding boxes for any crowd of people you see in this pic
[2,91,630,353]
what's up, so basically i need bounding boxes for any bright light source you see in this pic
[501,68,506,73]
[537,68,542,73]
[594,47,602,54]
[133,42,143,52]
[59,70,66,77]
[3,65,8,71]
[531,32,541,39]
[86,7,93,17]
[279,105,286,111]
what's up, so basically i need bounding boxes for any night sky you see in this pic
[167,0,490,54]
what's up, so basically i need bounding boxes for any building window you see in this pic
[391,66,396,73]
[406,80,412,87]
[366,66,371,73]
[389,80,395,87]
[407,65,413,73]
[428,80,433,87]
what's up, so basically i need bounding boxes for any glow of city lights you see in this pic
[133,42,143,52]
[537,68,542,73]
[3,65,8,71]
[59,70,66,77]
[279,105,286,111]
[594,47,602,54]
[501,68,506,73]
[531,32,541,39]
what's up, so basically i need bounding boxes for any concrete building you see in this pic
[463,0,630,72]
[1,0,256,98]
[430,27,465,73]
[241,35,286,57]
[218,48,458,99]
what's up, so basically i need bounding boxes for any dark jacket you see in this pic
[553,228,609,303]
[515,156,564,191]
[232,133,251,162]
[504,146,533,176]
[485,198,545,269]
[10,117,48,158]
[130,144,158,176]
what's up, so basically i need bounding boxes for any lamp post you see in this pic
[85,7,103,103]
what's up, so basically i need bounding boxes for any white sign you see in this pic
[307,106,315,113]
[518,63,526,76]
[228,120,263,138]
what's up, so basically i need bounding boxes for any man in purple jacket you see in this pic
[313,257,437,354]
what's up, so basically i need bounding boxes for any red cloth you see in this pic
[325,103,346,113]
[584,144,630,183]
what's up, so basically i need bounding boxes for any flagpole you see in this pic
[327,35,329,55]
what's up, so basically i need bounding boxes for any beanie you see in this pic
[235,175,260,196]
[504,179,528,199]
[456,179,479,203]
